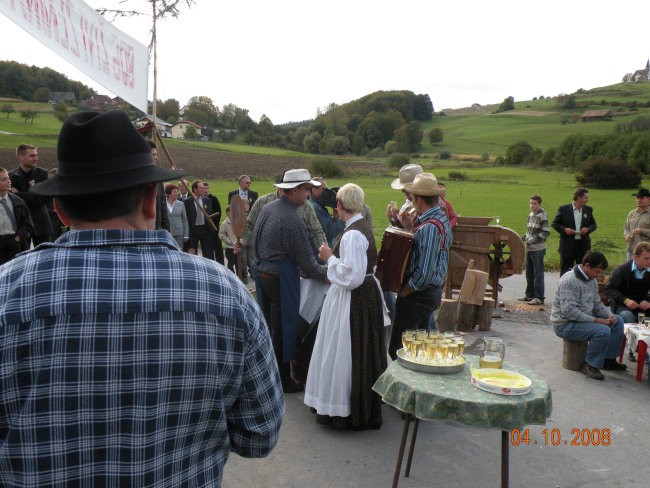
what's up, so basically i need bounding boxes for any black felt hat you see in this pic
[31,110,183,197]
[633,188,650,198]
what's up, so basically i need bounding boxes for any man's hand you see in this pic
[319,243,333,262]
[639,300,650,311]
[398,283,415,298]
[594,317,609,325]
[607,315,618,326]
[563,228,576,236]
[634,227,645,235]
[233,242,242,254]
[626,235,634,242]
[398,212,416,231]
[579,227,589,236]
[626,299,640,310]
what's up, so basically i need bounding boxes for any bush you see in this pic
[570,114,581,124]
[428,127,444,144]
[438,150,451,160]
[481,152,490,162]
[541,147,556,167]
[367,147,385,158]
[386,153,410,168]
[447,171,468,181]
[576,157,642,189]
[505,141,536,165]
[310,158,343,178]
[384,140,398,155]
[495,156,506,166]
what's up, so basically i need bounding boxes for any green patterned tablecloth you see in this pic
[373,355,552,431]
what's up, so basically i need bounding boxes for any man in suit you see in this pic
[203,182,224,265]
[552,188,597,276]
[8,144,52,249]
[184,180,214,260]
[228,175,258,206]
[147,140,171,232]
[0,167,33,264]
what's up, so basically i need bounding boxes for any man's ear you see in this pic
[142,184,158,221]
[53,198,72,226]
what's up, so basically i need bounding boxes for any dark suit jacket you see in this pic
[228,189,258,206]
[551,203,597,255]
[6,193,34,244]
[8,167,53,238]
[184,196,213,238]
[204,194,222,230]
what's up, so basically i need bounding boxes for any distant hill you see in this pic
[0,60,97,102]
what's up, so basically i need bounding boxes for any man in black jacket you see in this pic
[551,188,597,276]
[604,241,650,325]
[227,175,258,206]
[9,144,52,249]
[184,180,215,261]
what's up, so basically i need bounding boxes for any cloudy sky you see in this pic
[1,0,649,124]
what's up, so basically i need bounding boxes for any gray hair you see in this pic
[337,183,365,213]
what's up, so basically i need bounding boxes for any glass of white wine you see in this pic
[639,312,646,326]
[494,215,500,225]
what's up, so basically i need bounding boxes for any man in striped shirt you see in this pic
[388,173,453,359]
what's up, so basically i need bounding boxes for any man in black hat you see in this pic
[624,188,650,260]
[0,111,283,486]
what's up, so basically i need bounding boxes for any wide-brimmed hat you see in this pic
[403,173,444,196]
[31,110,183,197]
[274,169,321,189]
[633,188,650,198]
[391,163,423,189]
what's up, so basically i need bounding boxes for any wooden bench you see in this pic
[562,339,587,371]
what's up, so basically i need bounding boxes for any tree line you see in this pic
[0,61,97,102]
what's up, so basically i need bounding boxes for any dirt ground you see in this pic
[0,148,385,180]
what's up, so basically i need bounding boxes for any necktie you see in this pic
[0,198,17,232]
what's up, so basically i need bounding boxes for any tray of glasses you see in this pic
[396,349,466,374]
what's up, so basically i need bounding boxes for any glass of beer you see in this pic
[448,341,459,362]
[412,339,424,361]
[638,312,646,326]
[402,331,415,357]
[455,337,465,357]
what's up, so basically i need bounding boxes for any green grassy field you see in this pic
[207,166,638,272]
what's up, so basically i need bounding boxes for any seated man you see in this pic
[604,241,650,361]
[605,241,650,323]
[551,251,627,380]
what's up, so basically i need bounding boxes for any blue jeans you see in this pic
[613,305,635,325]
[553,315,624,369]
[525,249,545,300]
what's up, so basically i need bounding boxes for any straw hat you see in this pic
[390,164,423,189]
[403,173,444,196]
[274,169,321,189]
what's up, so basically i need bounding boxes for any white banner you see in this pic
[0,0,149,112]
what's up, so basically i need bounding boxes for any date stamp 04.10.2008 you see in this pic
[510,428,612,447]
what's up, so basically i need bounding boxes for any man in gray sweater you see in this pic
[551,251,627,380]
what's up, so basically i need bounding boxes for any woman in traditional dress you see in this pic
[304,183,387,430]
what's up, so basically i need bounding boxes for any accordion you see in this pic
[375,226,414,293]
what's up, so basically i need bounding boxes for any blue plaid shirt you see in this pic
[0,230,283,487]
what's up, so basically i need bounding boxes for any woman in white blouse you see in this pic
[304,183,386,430]
[165,184,189,249]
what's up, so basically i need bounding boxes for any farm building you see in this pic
[581,110,613,122]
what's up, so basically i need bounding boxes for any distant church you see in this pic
[623,60,650,82]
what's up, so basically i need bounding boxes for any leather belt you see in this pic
[258,271,279,279]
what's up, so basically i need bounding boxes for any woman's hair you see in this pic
[336,183,364,213]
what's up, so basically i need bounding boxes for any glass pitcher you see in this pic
[479,337,505,369]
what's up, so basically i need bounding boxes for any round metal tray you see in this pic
[396,349,466,374]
